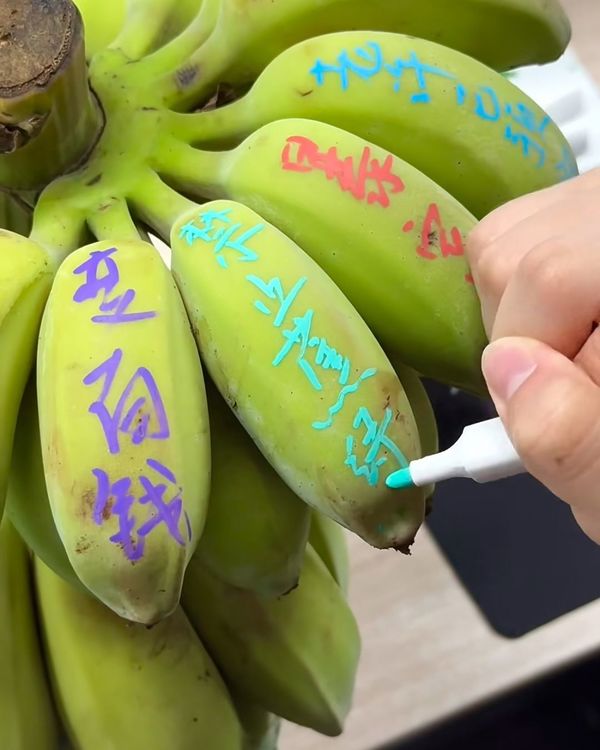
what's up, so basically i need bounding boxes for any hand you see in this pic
[466,168,600,544]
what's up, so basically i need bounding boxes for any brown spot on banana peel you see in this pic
[85,173,102,186]
[79,489,96,520]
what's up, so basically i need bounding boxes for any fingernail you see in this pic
[482,340,538,409]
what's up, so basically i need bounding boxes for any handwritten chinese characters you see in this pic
[309,40,577,179]
[73,247,157,324]
[280,135,470,281]
[282,135,405,208]
[72,246,190,562]
[179,207,408,487]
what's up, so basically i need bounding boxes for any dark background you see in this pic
[384,381,600,749]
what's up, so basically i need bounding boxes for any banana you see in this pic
[388,356,439,502]
[7,376,83,591]
[36,238,211,624]
[157,118,487,394]
[232,692,282,750]
[0,230,54,520]
[73,0,206,61]
[34,555,244,750]
[175,31,577,218]
[308,512,350,595]
[163,0,570,109]
[169,198,426,551]
[73,0,127,59]
[0,518,59,750]
[198,376,311,597]
[182,544,361,737]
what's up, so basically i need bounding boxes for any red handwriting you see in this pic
[282,135,405,208]
[417,203,466,260]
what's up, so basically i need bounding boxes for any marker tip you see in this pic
[386,467,415,490]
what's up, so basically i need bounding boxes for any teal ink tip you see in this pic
[386,467,415,490]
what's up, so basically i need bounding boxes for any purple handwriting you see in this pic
[83,348,170,455]
[92,458,191,562]
[73,247,157,324]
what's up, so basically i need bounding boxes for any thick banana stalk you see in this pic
[155,119,487,394]
[182,545,361,737]
[0,230,54,519]
[171,31,577,218]
[159,0,570,109]
[0,0,103,191]
[309,512,350,595]
[7,377,83,591]
[0,518,59,750]
[169,199,426,551]
[198,377,311,597]
[37,238,211,624]
[35,555,244,750]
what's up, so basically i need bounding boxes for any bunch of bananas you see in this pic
[0,0,577,746]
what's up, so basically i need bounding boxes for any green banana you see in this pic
[389,357,439,501]
[182,544,361,737]
[36,238,211,624]
[34,555,244,750]
[163,0,570,109]
[232,692,281,750]
[0,518,59,750]
[7,377,82,591]
[174,31,577,218]
[73,0,127,59]
[308,512,350,595]
[170,198,426,551]
[157,118,487,394]
[73,0,206,61]
[198,377,311,597]
[0,230,54,520]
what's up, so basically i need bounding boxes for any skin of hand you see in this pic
[466,167,600,544]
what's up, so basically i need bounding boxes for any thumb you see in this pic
[482,336,600,544]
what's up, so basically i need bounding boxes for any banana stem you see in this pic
[0,0,103,192]
[139,0,219,84]
[154,29,232,110]
[150,138,227,203]
[0,189,32,235]
[86,198,143,242]
[109,0,178,61]
[165,95,248,146]
[29,208,87,270]
[127,169,199,242]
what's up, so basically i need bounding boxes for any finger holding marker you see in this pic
[466,168,600,544]
[469,167,600,249]
[468,189,600,334]
[490,236,600,359]
[482,336,600,544]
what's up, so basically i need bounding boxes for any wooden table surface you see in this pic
[282,2,600,748]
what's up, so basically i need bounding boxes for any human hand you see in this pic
[466,168,600,544]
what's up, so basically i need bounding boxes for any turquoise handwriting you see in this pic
[179,208,262,268]
[310,41,577,177]
[182,211,408,485]
[345,406,409,487]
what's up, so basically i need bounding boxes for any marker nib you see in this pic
[386,467,415,490]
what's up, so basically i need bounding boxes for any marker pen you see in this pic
[386,417,524,490]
